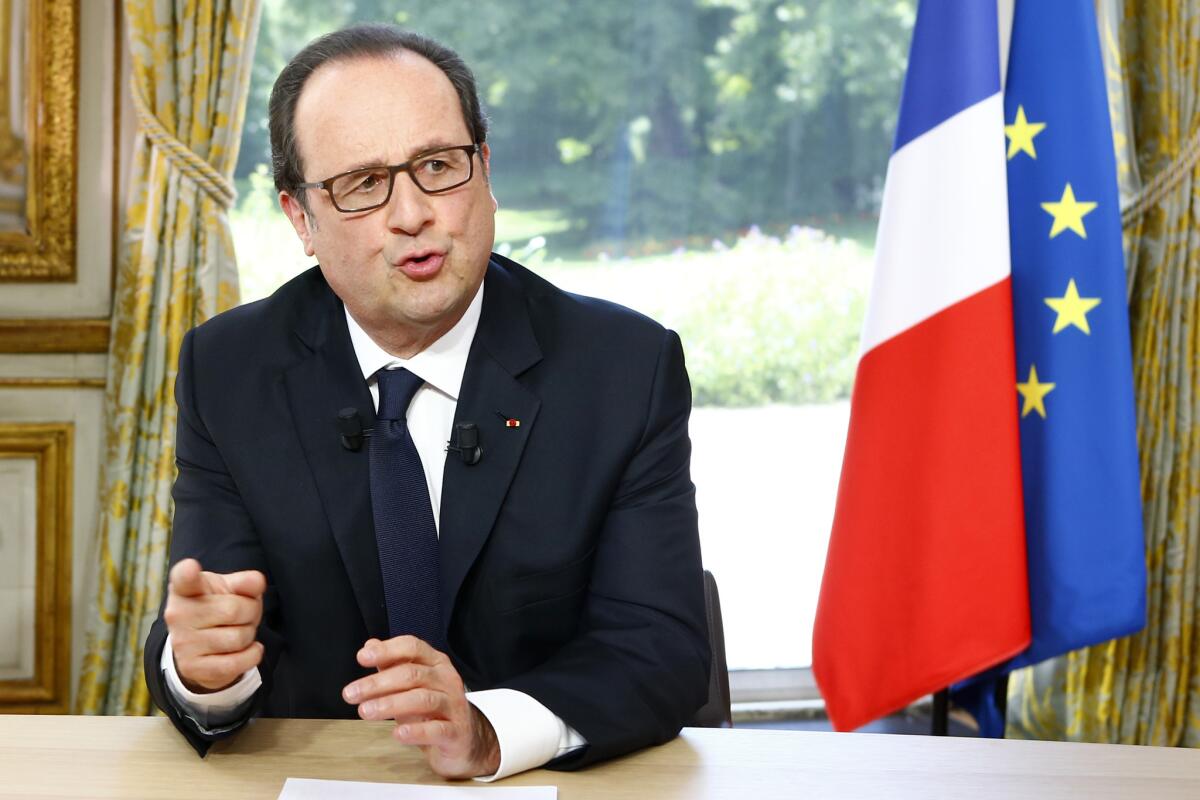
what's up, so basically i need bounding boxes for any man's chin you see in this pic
[385,297,467,332]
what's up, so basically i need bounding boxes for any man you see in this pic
[143,23,710,781]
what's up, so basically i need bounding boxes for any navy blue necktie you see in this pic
[369,367,443,649]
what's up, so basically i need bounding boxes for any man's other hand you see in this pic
[342,636,501,779]
[163,558,266,693]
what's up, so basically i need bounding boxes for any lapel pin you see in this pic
[495,410,521,428]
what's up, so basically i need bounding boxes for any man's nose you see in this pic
[384,173,435,234]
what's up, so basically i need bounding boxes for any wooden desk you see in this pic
[2,715,1200,798]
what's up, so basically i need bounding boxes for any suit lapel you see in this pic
[439,258,543,626]
[282,284,388,639]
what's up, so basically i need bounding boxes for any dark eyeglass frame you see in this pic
[296,143,480,213]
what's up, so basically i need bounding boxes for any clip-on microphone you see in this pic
[337,408,372,452]
[446,422,483,466]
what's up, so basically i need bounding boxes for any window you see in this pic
[232,0,915,687]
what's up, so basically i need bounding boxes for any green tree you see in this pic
[238,0,360,180]
[236,0,915,248]
[703,0,915,220]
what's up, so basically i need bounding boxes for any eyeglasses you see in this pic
[297,143,480,213]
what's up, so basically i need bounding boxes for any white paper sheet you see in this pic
[277,778,557,799]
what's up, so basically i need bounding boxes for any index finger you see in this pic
[358,635,443,669]
[222,569,266,599]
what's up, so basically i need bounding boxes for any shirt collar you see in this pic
[345,280,484,401]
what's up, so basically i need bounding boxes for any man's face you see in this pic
[280,52,496,348]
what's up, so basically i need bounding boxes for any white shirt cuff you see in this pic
[466,688,587,781]
[161,633,262,730]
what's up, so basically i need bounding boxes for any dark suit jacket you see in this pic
[144,254,710,769]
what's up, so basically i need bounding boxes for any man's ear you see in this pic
[480,143,498,212]
[279,191,317,257]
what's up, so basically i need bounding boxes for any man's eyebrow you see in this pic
[333,142,468,175]
[408,140,465,158]
[326,159,387,177]
[339,158,387,173]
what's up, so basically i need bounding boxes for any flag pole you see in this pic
[994,674,1009,736]
[930,676,1010,737]
[931,689,949,736]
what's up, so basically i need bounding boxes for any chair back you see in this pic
[689,569,732,728]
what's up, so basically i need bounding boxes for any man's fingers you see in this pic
[345,637,466,723]
[180,642,264,691]
[198,593,262,629]
[358,635,442,669]
[223,569,267,598]
[343,662,432,705]
[341,645,494,779]
[168,559,206,598]
[169,561,266,600]
[168,592,261,630]
[182,623,259,656]
[355,688,448,722]
[173,623,256,658]
[392,718,457,748]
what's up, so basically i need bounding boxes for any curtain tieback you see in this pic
[131,82,237,210]
[1121,123,1200,229]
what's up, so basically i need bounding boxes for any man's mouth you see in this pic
[394,250,445,280]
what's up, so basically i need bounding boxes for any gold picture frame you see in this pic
[0,422,72,713]
[0,0,77,282]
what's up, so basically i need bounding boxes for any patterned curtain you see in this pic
[1008,0,1200,744]
[75,0,262,715]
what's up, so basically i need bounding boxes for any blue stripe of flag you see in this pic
[893,0,1001,152]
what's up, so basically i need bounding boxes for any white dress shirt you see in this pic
[162,281,585,779]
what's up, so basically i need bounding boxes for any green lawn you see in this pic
[495,207,573,245]
[530,228,871,406]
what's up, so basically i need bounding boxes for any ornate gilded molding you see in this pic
[0,0,78,281]
[0,319,109,352]
[0,422,72,712]
[0,377,104,388]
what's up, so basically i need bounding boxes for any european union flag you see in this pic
[957,0,1146,736]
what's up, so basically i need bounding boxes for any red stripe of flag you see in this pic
[813,279,1030,731]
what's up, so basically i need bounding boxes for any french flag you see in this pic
[812,1,1032,731]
